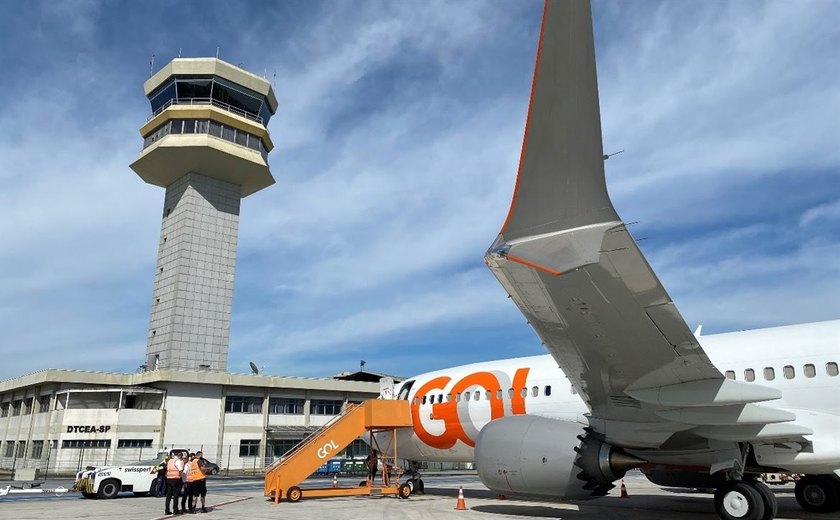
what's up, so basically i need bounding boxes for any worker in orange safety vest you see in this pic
[191,450,209,513]
[164,451,184,515]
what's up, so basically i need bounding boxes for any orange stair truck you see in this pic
[264,399,413,503]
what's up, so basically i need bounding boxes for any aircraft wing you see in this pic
[485,0,795,449]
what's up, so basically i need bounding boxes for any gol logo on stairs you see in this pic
[317,440,339,459]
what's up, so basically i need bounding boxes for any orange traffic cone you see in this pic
[620,479,628,498]
[332,474,338,488]
[455,486,468,510]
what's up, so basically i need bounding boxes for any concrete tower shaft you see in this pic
[130,58,277,372]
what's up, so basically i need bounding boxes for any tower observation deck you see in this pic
[130,58,277,372]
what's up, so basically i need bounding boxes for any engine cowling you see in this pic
[475,415,644,499]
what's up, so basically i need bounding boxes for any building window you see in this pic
[763,367,775,381]
[38,395,51,413]
[23,398,34,415]
[11,400,21,416]
[744,369,755,382]
[804,364,816,378]
[827,362,839,377]
[310,399,343,415]
[62,440,112,449]
[268,398,304,415]
[0,402,8,417]
[15,441,26,458]
[224,396,262,414]
[783,365,795,379]
[239,439,260,457]
[268,439,301,458]
[3,442,14,457]
[725,370,735,380]
[31,440,44,459]
[117,439,153,448]
[545,385,552,396]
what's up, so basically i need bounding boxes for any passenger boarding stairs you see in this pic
[264,399,411,500]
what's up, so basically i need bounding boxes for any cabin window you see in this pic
[783,365,795,379]
[725,370,735,380]
[508,388,514,398]
[412,397,419,406]
[437,394,443,404]
[520,387,527,398]
[485,390,492,401]
[827,362,839,377]
[422,396,427,405]
[496,389,503,400]
[532,386,539,397]
[804,364,816,378]
[445,394,451,403]
[764,367,775,381]
[474,391,481,401]
[570,385,578,395]
[455,393,461,402]
[744,369,755,382]
[545,385,552,396]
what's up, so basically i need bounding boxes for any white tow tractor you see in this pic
[73,449,189,499]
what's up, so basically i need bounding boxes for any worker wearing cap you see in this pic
[164,450,184,515]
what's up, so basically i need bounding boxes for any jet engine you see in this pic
[474,415,644,499]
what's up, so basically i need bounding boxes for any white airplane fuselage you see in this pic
[375,319,840,474]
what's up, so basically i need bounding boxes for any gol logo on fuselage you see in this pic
[410,367,530,449]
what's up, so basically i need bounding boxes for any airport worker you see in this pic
[152,455,167,497]
[164,450,184,515]
[191,450,209,513]
[365,450,379,487]
[180,452,195,514]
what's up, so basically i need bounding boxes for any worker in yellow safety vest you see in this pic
[191,450,209,513]
[164,452,184,515]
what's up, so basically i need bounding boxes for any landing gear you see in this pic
[750,480,777,520]
[795,475,840,513]
[714,481,766,520]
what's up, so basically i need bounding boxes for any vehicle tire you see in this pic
[287,486,302,503]
[406,479,415,492]
[417,478,425,494]
[82,492,97,499]
[714,481,766,520]
[398,483,411,499]
[749,480,778,520]
[795,475,840,513]
[97,479,121,499]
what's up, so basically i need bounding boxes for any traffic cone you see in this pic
[620,479,628,498]
[332,474,338,488]
[455,486,468,510]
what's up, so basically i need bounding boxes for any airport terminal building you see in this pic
[0,368,382,476]
[0,57,393,477]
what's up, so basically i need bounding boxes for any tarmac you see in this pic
[0,470,820,519]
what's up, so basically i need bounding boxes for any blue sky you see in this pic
[1,0,838,382]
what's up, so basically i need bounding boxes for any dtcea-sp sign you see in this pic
[66,425,112,433]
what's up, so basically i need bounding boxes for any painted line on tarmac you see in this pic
[150,494,251,520]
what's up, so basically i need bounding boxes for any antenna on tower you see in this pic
[149,53,155,77]
[216,46,220,59]
[178,48,182,58]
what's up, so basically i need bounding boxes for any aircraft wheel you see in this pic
[287,486,302,503]
[795,475,840,513]
[714,481,765,520]
[749,480,778,520]
[398,483,411,499]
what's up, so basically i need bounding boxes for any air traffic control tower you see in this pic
[130,58,277,372]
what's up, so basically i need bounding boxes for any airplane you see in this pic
[371,2,840,519]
